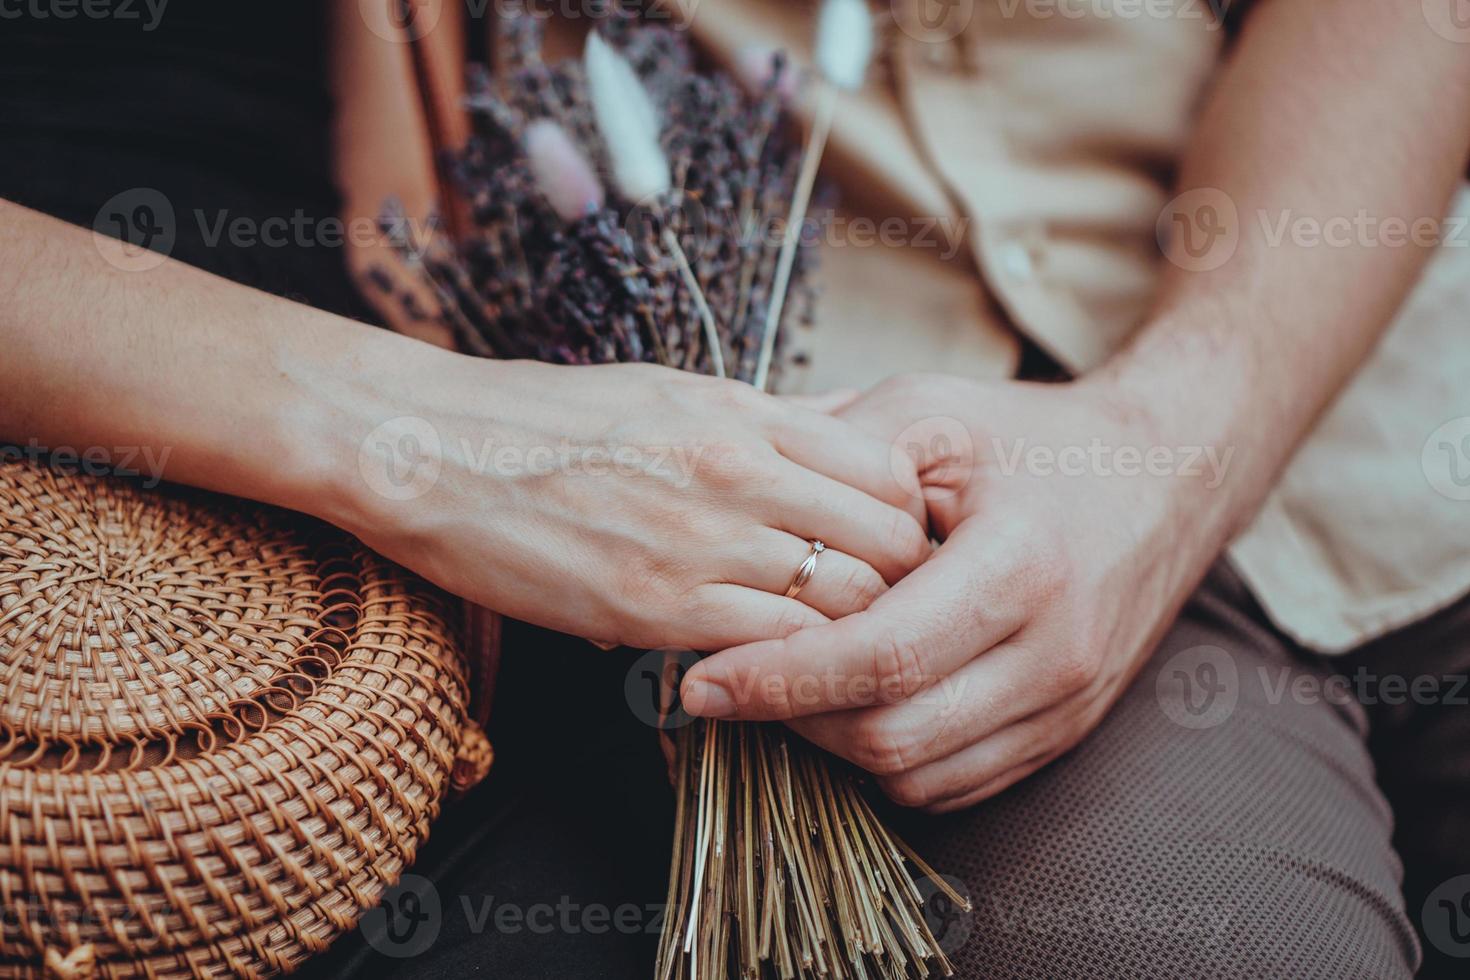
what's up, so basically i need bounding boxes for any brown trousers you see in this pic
[307,566,1470,979]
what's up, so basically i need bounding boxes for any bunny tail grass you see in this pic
[524,119,605,223]
[816,0,874,92]
[585,30,671,202]
[585,30,723,375]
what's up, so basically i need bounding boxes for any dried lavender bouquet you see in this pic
[387,15,815,377]
[380,12,966,979]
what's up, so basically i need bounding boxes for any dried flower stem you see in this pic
[753,83,837,392]
[663,227,727,378]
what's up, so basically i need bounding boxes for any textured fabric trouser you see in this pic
[305,565,1470,979]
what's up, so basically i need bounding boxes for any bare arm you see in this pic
[1106,0,1470,556]
[0,198,390,520]
[0,199,928,651]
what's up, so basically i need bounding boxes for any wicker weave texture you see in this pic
[0,456,482,978]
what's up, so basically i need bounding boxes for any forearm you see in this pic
[0,198,431,528]
[1098,0,1470,548]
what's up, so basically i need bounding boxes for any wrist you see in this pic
[1074,348,1259,559]
[274,322,452,541]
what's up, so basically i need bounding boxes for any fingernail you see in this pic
[683,679,737,718]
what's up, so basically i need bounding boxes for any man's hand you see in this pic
[681,373,1234,812]
[682,0,1470,813]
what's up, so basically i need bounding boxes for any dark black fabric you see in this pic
[307,569,1470,979]
[1341,595,1470,980]
[0,2,374,320]
[301,622,678,980]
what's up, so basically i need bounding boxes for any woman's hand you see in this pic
[679,373,1236,811]
[334,354,930,652]
[0,200,922,653]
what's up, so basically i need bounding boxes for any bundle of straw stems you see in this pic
[381,9,970,978]
[659,720,965,980]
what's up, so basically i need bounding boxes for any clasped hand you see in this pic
[681,373,1220,813]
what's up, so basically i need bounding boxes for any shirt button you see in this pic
[998,242,1035,280]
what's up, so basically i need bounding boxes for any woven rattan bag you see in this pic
[0,454,492,978]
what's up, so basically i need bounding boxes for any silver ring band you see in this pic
[784,540,825,599]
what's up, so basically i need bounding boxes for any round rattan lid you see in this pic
[0,456,487,978]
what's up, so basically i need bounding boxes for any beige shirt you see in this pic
[686,0,1470,652]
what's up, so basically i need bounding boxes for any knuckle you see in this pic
[682,582,734,623]
[853,715,918,777]
[870,628,930,703]
[1050,646,1101,695]
[878,513,930,577]
[878,772,935,809]
[711,376,766,412]
[617,559,682,617]
[898,516,932,569]
[770,602,817,640]
[1037,555,1072,604]
[647,499,707,544]
[1055,719,1091,756]
[838,561,886,611]
[1016,526,1071,599]
[697,440,766,489]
